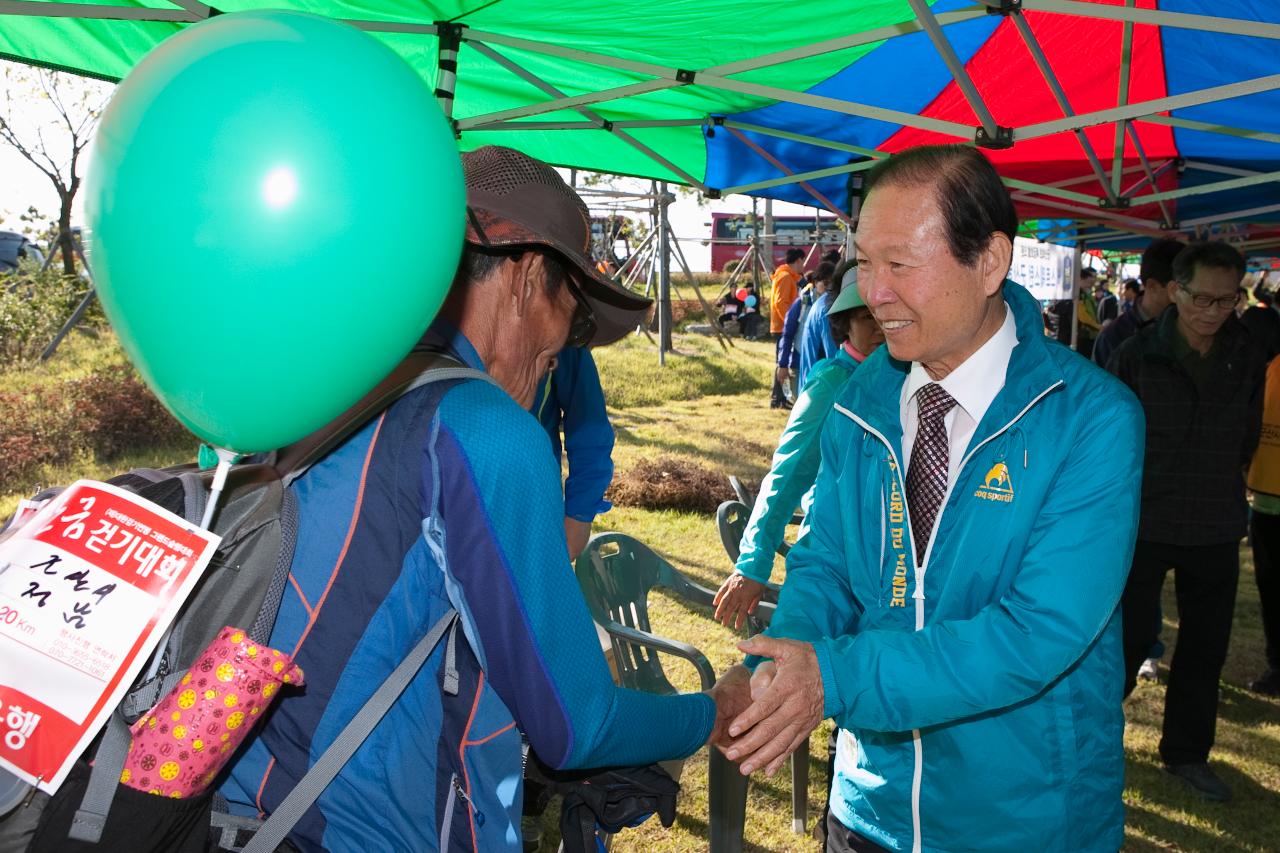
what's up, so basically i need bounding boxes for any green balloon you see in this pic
[85,11,464,453]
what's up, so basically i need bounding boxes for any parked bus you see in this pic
[708,212,844,272]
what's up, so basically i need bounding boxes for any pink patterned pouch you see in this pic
[121,626,303,798]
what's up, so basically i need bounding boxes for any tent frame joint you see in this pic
[434,20,464,47]
[983,0,1023,15]
[676,68,697,84]
[974,125,1014,149]
[1099,196,1131,209]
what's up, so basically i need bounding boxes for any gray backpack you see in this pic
[0,349,492,853]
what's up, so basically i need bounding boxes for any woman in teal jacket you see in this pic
[759,282,1144,852]
[714,269,884,629]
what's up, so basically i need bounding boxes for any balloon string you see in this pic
[199,447,238,530]
[143,447,238,684]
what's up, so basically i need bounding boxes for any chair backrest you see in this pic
[716,498,793,564]
[575,532,720,696]
[716,500,750,563]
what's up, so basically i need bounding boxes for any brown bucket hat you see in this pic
[461,145,652,346]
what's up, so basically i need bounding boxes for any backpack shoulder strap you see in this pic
[274,349,495,487]
[242,609,461,853]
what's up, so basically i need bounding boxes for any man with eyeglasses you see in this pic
[1107,239,1263,803]
[218,146,733,851]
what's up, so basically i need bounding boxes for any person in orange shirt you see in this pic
[771,248,805,335]
[770,248,806,407]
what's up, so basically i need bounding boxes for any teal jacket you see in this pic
[765,283,1144,852]
[735,347,859,581]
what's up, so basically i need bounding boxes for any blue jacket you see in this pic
[735,348,858,581]
[798,291,839,387]
[532,347,615,522]
[221,325,713,852]
[762,283,1144,852]
[775,297,805,370]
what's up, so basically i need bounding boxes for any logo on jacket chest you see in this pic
[974,461,1014,504]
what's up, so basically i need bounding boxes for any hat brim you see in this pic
[465,206,652,346]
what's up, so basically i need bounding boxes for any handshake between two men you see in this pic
[705,635,824,777]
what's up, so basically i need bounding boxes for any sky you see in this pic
[0,59,828,272]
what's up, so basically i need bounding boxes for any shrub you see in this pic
[71,365,192,459]
[0,260,106,366]
[0,363,191,487]
[0,383,81,484]
[606,455,735,514]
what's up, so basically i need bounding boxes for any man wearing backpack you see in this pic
[216,146,728,851]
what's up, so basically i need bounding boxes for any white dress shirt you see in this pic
[900,305,1019,486]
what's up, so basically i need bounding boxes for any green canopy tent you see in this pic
[5,0,1280,249]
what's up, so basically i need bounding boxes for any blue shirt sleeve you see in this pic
[734,358,854,582]
[777,298,804,369]
[437,383,713,769]
[798,292,830,386]
[555,349,615,521]
[534,348,616,522]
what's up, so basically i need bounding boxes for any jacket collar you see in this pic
[839,282,1065,458]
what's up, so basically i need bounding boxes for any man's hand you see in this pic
[775,366,790,385]
[564,517,591,562]
[707,665,754,747]
[712,573,768,630]
[724,636,824,776]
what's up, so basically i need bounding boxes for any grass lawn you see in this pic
[4,330,1279,851]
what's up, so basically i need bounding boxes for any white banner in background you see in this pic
[1009,237,1076,301]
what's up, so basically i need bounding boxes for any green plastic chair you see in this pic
[572,532,745,853]
[714,499,812,837]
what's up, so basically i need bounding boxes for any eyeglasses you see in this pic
[562,274,597,348]
[1177,283,1241,311]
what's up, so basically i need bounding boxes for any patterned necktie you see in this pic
[905,383,957,564]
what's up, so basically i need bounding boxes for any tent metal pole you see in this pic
[907,0,998,139]
[1121,122,1174,226]
[707,7,988,77]
[1182,161,1263,178]
[1011,10,1117,204]
[1048,162,1145,189]
[435,23,462,120]
[1008,193,1164,231]
[1020,0,1280,41]
[724,127,854,224]
[1180,204,1280,228]
[665,216,732,351]
[1138,169,1280,205]
[719,158,879,198]
[168,0,212,19]
[462,27,676,77]
[0,1,193,20]
[456,80,678,129]
[474,119,706,130]
[456,31,975,140]
[1001,177,1099,206]
[1019,73,1280,140]
[1109,1,1135,198]
[1119,157,1177,198]
[465,41,709,189]
[1140,114,1280,147]
[721,120,887,161]
[703,75,973,138]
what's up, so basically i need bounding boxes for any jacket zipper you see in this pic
[834,378,1063,853]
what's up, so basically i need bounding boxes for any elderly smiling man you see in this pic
[713,144,1145,853]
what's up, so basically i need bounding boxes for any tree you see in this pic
[0,61,112,276]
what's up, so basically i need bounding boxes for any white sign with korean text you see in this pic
[0,481,219,793]
[1009,236,1076,301]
